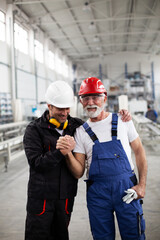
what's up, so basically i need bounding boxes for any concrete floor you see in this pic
[0,144,160,240]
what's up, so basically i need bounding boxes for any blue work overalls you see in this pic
[83,114,145,240]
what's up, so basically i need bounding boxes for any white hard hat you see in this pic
[45,81,74,108]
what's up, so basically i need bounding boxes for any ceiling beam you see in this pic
[136,0,158,52]
[124,0,134,51]
[38,15,160,26]
[13,0,85,4]
[61,41,153,50]
[39,2,80,57]
[73,51,151,62]
[13,0,111,5]
[64,0,92,53]
[68,49,151,57]
[73,50,151,63]
[49,30,160,40]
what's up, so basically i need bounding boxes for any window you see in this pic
[34,39,44,63]
[14,23,28,54]
[54,54,69,77]
[62,61,69,78]
[0,11,5,42]
[48,50,55,70]
[55,54,62,74]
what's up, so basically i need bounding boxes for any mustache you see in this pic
[84,103,105,118]
[84,105,98,110]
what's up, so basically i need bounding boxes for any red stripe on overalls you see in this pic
[36,200,46,216]
[65,199,69,214]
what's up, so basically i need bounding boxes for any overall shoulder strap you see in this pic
[112,113,118,140]
[83,122,99,143]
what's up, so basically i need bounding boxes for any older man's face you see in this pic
[80,94,107,118]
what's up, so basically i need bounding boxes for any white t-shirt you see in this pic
[55,128,63,135]
[73,113,139,175]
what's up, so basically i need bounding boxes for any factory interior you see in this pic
[0,0,160,239]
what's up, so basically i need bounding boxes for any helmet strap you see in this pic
[49,118,68,130]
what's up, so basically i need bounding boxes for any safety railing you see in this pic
[132,114,160,147]
[0,121,28,171]
[0,121,28,141]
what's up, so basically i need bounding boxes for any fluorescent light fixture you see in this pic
[96,46,102,51]
[93,35,100,42]
[88,21,96,30]
[83,2,91,11]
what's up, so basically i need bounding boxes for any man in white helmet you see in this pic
[23,80,131,240]
[24,81,84,240]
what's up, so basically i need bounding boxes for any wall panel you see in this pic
[0,63,10,93]
[17,69,36,100]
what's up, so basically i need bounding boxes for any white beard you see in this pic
[84,104,105,118]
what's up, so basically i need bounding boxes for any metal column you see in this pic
[8,6,17,100]
[125,63,128,78]
[99,63,102,80]
[72,64,77,95]
[151,62,155,100]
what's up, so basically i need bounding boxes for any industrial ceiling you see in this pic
[12,0,160,76]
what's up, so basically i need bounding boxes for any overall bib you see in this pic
[83,114,145,240]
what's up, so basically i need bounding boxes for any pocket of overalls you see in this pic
[129,198,145,236]
[136,211,145,236]
[115,141,132,171]
[27,197,46,216]
[129,174,138,186]
[98,153,123,175]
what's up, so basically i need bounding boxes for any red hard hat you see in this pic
[78,77,107,96]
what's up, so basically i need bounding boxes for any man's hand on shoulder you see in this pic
[119,109,132,122]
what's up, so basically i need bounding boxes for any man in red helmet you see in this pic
[56,77,147,240]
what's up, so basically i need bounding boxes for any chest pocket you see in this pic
[96,148,131,176]
[96,152,124,176]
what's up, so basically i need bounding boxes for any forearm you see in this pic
[133,147,147,199]
[135,148,147,187]
[65,152,85,179]
[130,137,147,198]
[56,135,85,178]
